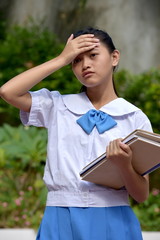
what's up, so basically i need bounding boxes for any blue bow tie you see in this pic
[77,109,117,134]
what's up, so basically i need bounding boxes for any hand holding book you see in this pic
[107,138,133,170]
[80,129,160,189]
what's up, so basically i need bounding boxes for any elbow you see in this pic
[136,197,147,204]
[0,86,8,99]
[0,86,14,103]
[0,86,31,112]
[134,192,149,203]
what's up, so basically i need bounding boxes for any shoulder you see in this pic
[29,89,92,114]
[101,98,140,116]
[29,88,61,105]
[30,88,61,98]
[117,98,152,131]
[62,92,93,114]
[29,88,65,107]
[134,110,152,131]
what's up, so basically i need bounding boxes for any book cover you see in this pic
[80,130,160,189]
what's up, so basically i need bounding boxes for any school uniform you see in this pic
[20,89,152,240]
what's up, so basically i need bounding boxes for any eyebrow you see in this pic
[72,48,100,63]
[89,48,100,53]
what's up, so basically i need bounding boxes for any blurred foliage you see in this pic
[0,124,159,230]
[0,23,81,125]
[133,188,160,231]
[115,69,160,133]
[0,23,160,230]
[0,124,47,228]
[0,23,160,132]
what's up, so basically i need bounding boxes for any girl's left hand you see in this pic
[106,139,133,170]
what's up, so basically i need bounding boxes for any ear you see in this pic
[111,50,120,67]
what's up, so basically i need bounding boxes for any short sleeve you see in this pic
[134,110,153,132]
[20,88,59,128]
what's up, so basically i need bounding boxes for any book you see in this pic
[79,129,160,189]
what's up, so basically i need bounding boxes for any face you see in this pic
[72,41,119,89]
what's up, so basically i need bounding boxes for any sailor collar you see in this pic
[62,92,140,116]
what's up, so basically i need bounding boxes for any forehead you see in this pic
[77,42,109,58]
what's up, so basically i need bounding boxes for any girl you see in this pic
[0,27,152,239]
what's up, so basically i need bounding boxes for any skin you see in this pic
[71,42,119,109]
[0,33,149,202]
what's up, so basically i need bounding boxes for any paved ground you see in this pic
[142,231,160,240]
[0,229,36,240]
[0,229,160,240]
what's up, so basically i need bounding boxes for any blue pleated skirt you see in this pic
[36,206,143,240]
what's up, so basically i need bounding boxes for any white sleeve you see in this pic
[20,88,59,128]
[134,110,153,132]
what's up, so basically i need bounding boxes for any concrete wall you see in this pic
[2,0,160,73]
[86,0,160,73]
[7,0,59,31]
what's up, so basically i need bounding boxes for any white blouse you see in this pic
[20,89,152,207]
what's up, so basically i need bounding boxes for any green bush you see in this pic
[133,188,160,231]
[0,23,81,125]
[0,124,47,228]
[0,124,159,230]
[0,23,160,230]
[0,23,160,133]
[115,69,160,194]
[115,69,160,133]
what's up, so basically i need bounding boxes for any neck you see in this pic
[86,83,118,109]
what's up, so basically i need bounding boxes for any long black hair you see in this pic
[73,27,118,95]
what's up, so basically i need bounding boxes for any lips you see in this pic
[82,71,94,78]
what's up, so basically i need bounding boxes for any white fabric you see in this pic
[20,88,153,207]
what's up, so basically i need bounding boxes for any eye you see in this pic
[73,58,81,64]
[90,53,98,58]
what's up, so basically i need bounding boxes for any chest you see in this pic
[48,107,136,164]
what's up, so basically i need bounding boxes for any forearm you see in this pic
[0,56,66,100]
[107,139,149,203]
[0,33,99,111]
[119,164,149,203]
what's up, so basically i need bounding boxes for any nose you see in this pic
[82,57,91,71]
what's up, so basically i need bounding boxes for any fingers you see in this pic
[119,141,131,154]
[107,139,131,159]
[67,34,100,50]
[107,139,121,157]
[61,34,100,65]
[74,34,100,49]
[67,34,74,44]
[67,33,96,43]
[106,139,133,170]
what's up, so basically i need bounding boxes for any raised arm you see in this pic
[107,139,149,203]
[0,57,66,112]
[0,34,99,112]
